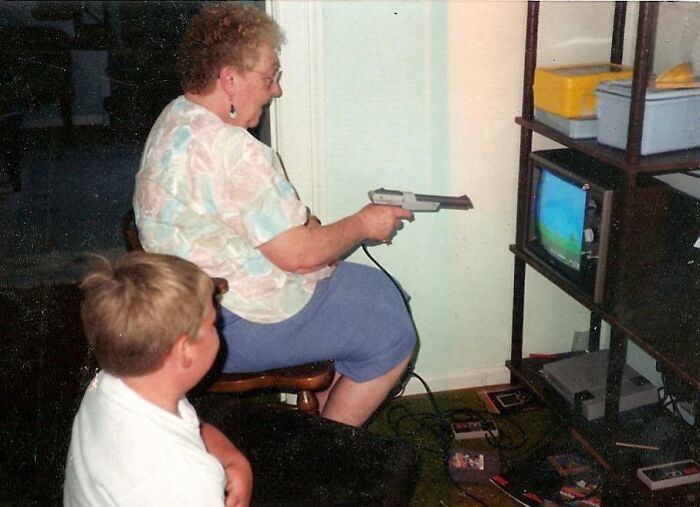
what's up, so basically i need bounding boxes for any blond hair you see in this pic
[178,2,286,94]
[80,252,214,376]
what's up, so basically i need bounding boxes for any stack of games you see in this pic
[489,450,601,506]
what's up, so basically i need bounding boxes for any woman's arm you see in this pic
[200,421,253,507]
[258,204,413,273]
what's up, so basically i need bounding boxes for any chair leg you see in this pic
[296,390,320,415]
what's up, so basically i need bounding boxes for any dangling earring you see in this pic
[227,75,237,120]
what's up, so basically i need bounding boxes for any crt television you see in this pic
[523,150,614,303]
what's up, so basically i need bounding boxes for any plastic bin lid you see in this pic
[596,79,700,100]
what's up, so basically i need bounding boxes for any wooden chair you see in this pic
[121,209,334,415]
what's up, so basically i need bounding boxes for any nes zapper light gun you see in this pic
[368,188,473,212]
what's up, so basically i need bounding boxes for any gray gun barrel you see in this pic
[368,188,474,211]
[414,193,473,210]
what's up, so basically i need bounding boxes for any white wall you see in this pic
[270,1,699,395]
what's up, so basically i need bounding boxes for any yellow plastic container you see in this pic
[534,63,633,118]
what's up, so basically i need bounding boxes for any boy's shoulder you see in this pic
[78,371,197,430]
[66,372,226,505]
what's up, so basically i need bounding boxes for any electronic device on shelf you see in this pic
[523,149,614,303]
[541,350,658,421]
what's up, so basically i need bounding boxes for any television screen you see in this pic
[534,168,587,271]
[524,150,615,304]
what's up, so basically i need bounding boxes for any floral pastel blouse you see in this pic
[133,96,333,323]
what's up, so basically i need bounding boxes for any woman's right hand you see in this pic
[259,204,413,273]
[356,204,413,242]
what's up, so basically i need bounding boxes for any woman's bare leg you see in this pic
[318,354,412,427]
[315,373,340,414]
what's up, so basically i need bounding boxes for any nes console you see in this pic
[541,350,658,421]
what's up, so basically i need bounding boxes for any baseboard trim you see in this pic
[400,365,511,397]
[282,365,512,407]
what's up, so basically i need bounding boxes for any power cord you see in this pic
[657,361,697,426]
[361,242,415,399]
[362,244,591,505]
[361,242,412,315]
[361,244,492,505]
[407,372,492,507]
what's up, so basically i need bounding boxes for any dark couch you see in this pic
[0,283,420,506]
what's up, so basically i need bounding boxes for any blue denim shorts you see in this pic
[216,261,417,382]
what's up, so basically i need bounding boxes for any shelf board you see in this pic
[607,287,700,389]
[516,117,700,174]
[510,244,700,390]
[510,244,598,310]
[506,358,699,473]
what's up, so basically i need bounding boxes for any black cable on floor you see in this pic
[360,245,573,504]
[361,245,493,505]
[407,371,492,507]
[362,243,565,505]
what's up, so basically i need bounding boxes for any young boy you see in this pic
[63,251,252,507]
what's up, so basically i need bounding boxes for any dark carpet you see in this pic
[367,384,573,506]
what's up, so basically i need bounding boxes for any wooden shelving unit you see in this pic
[515,117,700,174]
[510,2,700,504]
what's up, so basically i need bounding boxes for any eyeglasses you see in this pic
[251,68,283,89]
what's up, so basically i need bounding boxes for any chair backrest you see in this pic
[120,209,229,295]
[121,208,143,251]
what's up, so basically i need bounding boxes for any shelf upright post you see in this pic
[580,2,630,356]
[603,2,658,427]
[587,314,601,352]
[604,326,628,428]
[608,0,656,297]
[625,2,658,167]
[609,2,627,65]
[511,0,540,380]
[515,0,539,247]
[587,2,627,354]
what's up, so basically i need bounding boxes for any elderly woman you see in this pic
[133,3,416,427]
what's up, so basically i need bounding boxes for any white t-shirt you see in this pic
[63,371,226,506]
